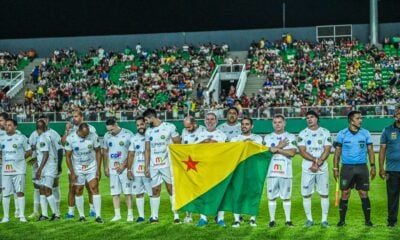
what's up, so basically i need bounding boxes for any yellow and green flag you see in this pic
[169,141,271,216]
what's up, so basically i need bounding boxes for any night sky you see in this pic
[0,0,399,39]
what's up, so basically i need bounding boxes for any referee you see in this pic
[333,110,376,227]
[379,105,400,227]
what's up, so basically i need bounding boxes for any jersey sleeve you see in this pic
[64,136,72,151]
[93,134,101,148]
[128,136,135,151]
[169,124,179,138]
[255,135,263,145]
[102,134,109,149]
[23,136,31,151]
[323,129,333,146]
[29,132,36,146]
[334,130,344,147]
[286,134,298,150]
[297,131,306,146]
[380,128,388,144]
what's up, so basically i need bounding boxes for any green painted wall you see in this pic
[17,117,394,137]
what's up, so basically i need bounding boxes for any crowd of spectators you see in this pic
[3,44,228,121]
[242,37,400,117]
[2,37,400,121]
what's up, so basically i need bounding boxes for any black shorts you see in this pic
[340,164,370,191]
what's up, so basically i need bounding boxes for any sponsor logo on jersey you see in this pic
[12,144,17,149]
[1,144,4,149]
[327,136,332,143]
[137,165,144,172]
[149,137,153,141]
[119,141,124,146]
[87,144,93,149]
[298,137,303,142]
[155,156,165,165]
[184,140,188,144]
[113,162,121,168]
[318,139,322,144]
[271,143,276,147]
[307,140,312,145]
[108,142,113,147]
[154,130,160,133]
[65,141,70,146]
[160,135,166,140]
[74,147,79,151]
[40,142,46,148]
[110,151,122,159]
[5,164,15,172]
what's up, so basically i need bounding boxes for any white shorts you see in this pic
[75,169,97,186]
[150,167,172,187]
[2,174,25,196]
[32,167,40,185]
[0,165,2,189]
[301,171,329,196]
[39,175,55,189]
[267,178,292,200]
[110,173,132,195]
[132,176,152,196]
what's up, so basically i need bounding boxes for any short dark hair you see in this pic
[78,122,89,131]
[135,116,145,122]
[0,112,9,120]
[36,119,47,131]
[6,118,17,126]
[227,107,239,115]
[184,115,196,124]
[273,114,285,121]
[37,114,48,120]
[143,108,157,118]
[106,118,117,126]
[242,116,253,125]
[347,110,361,121]
[305,110,319,120]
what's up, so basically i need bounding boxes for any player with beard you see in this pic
[181,116,205,223]
[217,107,241,142]
[62,110,97,219]
[127,117,153,223]
[230,117,263,228]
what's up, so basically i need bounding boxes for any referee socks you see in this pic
[339,199,348,222]
[361,197,371,222]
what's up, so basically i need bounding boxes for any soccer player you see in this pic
[217,107,241,142]
[103,118,134,222]
[127,116,153,223]
[143,108,181,224]
[0,112,20,218]
[298,110,332,227]
[230,117,264,228]
[181,115,205,223]
[333,110,376,227]
[195,112,227,227]
[62,110,97,219]
[65,123,103,223]
[264,114,297,228]
[379,105,400,227]
[34,120,60,221]
[28,115,63,219]
[0,119,31,223]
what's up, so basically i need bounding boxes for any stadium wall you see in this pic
[1,23,399,55]
[18,117,393,137]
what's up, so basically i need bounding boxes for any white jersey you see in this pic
[36,133,57,176]
[264,132,297,178]
[181,125,206,144]
[298,127,332,174]
[195,129,227,143]
[47,128,63,151]
[145,122,179,170]
[217,122,241,141]
[0,129,21,168]
[65,131,100,174]
[103,128,133,175]
[0,132,31,176]
[129,133,146,177]
[231,133,263,144]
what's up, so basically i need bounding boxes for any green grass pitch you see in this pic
[0,154,399,240]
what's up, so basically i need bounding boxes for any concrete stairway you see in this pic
[243,74,265,97]
[11,58,45,104]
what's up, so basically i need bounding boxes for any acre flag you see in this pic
[169,141,271,216]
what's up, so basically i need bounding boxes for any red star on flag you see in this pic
[182,155,199,172]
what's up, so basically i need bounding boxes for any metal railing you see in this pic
[8,104,396,123]
[0,71,25,98]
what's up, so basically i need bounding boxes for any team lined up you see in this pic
[0,106,399,228]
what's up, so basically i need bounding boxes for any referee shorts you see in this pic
[340,164,369,191]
